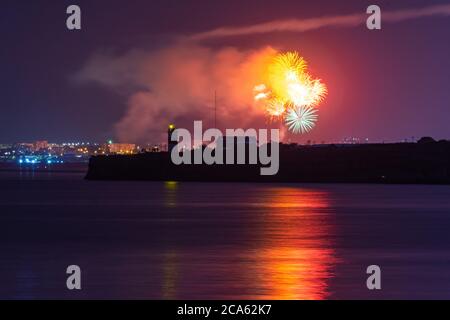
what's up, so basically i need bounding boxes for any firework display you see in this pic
[254,51,327,134]
[285,105,318,134]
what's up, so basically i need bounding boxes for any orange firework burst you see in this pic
[254,51,327,133]
[266,98,287,118]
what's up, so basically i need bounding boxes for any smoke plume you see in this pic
[190,4,450,40]
[76,46,279,142]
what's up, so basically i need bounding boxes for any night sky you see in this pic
[1,0,450,144]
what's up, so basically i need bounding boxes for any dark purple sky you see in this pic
[1,0,449,144]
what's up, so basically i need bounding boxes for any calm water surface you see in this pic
[0,170,449,299]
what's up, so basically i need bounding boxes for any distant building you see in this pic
[0,144,12,150]
[108,143,136,154]
[15,143,34,154]
[48,144,65,156]
[34,140,48,151]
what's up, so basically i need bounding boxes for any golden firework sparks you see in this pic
[254,51,327,134]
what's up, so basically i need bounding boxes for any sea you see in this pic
[1,167,450,299]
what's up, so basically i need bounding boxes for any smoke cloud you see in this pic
[191,4,450,40]
[76,45,278,142]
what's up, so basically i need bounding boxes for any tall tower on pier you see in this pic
[168,124,177,153]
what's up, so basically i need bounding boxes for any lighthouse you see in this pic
[168,124,177,153]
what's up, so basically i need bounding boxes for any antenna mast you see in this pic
[214,90,217,129]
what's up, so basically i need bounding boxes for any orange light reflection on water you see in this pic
[158,184,338,300]
[245,187,337,300]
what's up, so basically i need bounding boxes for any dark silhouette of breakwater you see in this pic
[86,138,450,184]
